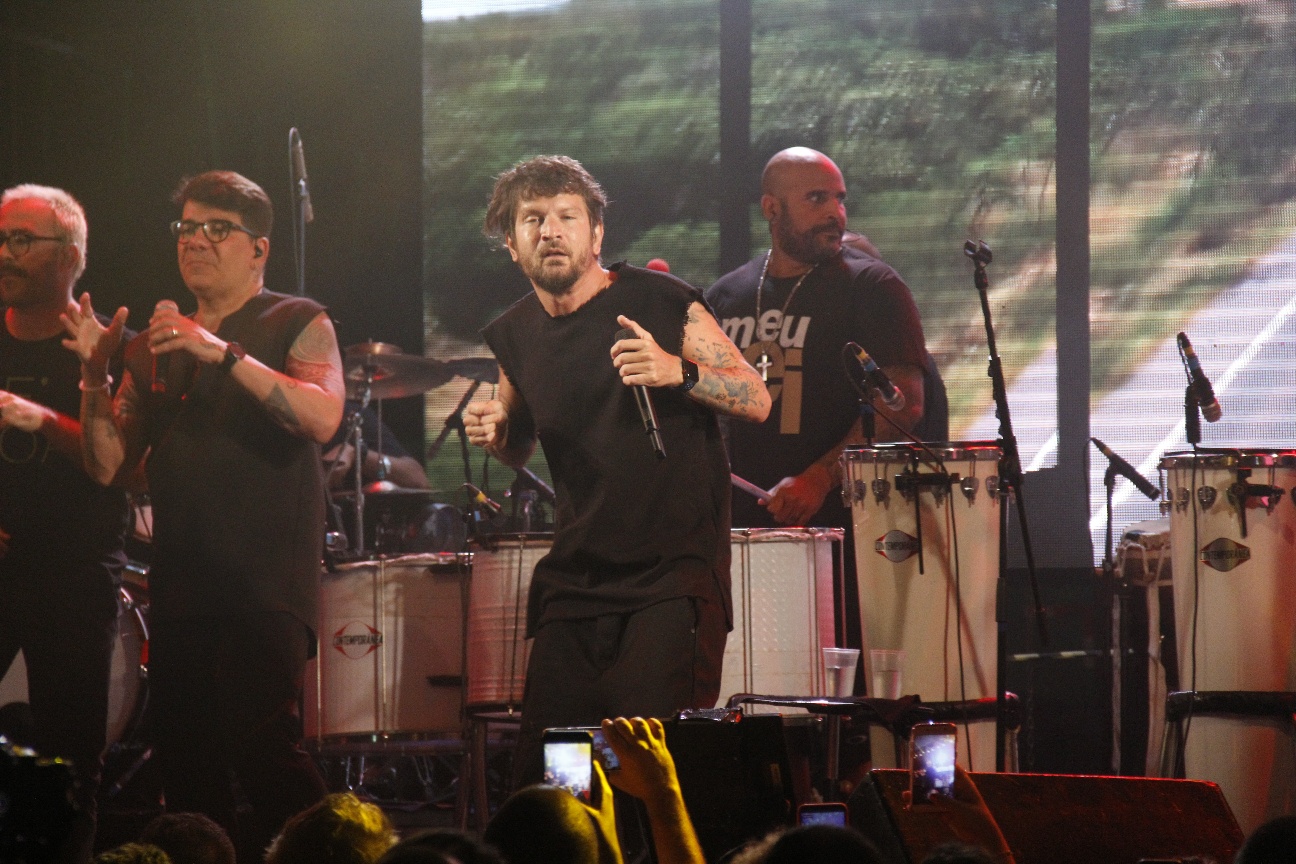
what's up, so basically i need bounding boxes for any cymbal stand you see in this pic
[347,366,379,557]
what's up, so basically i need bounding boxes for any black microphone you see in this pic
[152,299,179,394]
[1176,332,1222,422]
[291,128,314,224]
[1091,437,1160,500]
[614,328,666,460]
[846,342,905,411]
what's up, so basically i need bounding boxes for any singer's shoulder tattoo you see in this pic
[287,313,345,396]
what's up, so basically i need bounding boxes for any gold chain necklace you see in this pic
[753,250,815,382]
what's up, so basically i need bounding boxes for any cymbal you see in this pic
[344,342,453,400]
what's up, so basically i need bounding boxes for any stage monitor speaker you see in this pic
[665,714,796,862]
[852,769,1243,864]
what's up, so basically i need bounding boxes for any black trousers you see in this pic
[512,591,728,789]
[0,563,117,864]
[149,611,326,864]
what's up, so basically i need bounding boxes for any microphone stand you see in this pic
[965,240,1047,771]
[289,127,309,297]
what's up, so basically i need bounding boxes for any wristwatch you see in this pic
[219,341,246,373]
[678,358,699,392]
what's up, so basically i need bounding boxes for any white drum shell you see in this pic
[307,553,469,738]
[845,443,1001,771]
[724,527,841,707]
[1115,518,1174,777]
[465,535,551,709]
[1160,451,1296,834]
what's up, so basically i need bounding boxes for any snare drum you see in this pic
[0,580,149,748]
[307,552,470,738]
[725,528,840,705]
[465,534,552,709]
[844,442,1001,769]
[1159,450,1296,832]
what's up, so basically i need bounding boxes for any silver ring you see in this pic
[171,327,179,339]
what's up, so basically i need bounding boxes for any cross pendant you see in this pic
[756,352,772,382]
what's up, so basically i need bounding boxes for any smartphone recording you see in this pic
[910,722,957,804]
[542,729,594,803]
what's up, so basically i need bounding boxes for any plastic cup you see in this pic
[822,647,861,697]
[869,649,905,699]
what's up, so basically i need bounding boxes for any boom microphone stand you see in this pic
[965,240,1047,771]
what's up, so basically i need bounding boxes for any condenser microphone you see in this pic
[846,342,905,411]
[1091,437,1160,500]
[291,128,314,224]
[1176,332,1221,422]
[152,299,179,394]
[614,328,666,460]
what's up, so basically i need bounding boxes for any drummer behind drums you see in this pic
[464,155,770,788]
[323,399,429,491]
[705,148,942,684]
[0,184,131,864]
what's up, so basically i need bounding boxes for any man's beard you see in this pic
[774,210,842,267]
[525,247,591,297]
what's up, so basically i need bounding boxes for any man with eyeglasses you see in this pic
[63,170,344,862]
[0,184,130,864]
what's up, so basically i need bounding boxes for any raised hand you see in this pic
[61,293,128,383]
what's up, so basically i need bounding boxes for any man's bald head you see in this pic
[760,147,847,268]
[761,147,842,198]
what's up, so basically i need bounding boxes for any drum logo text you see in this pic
[333,622,383,658]
[1198,538,1251,572]
[875,530,920,563]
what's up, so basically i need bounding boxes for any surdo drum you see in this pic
[308,552,470,738]
[465,534,552,709]
[461,530,839,713]
[844,442,1002,770]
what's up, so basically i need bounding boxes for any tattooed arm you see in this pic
[611,304,771,423]
[144,302,345,444]
[226,311,346,443]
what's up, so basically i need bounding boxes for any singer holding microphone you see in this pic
[62,170,344,863]
[706,147,937,693]
[463,155,770,787]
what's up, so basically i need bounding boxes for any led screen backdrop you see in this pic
[1088,2,1296,557]
[423,0,1296,563]
[422,0,1057,510]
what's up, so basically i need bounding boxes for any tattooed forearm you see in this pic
[263,384,303,433]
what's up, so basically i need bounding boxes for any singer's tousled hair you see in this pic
[483,155,607,245]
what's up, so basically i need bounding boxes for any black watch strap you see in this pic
[219,342,246,373]
[678,358,699,392]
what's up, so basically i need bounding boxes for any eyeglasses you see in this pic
[170,219,262,244]
[0,230,67,258]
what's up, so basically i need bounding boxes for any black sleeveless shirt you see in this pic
[125,290,327,627]
[483,264,732,634]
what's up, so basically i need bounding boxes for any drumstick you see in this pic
[731,473,771,501]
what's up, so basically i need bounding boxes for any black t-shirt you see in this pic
[483,263,731,633]
[125,291,327,626]
[0,320,129,577]
[706,250,927,529]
